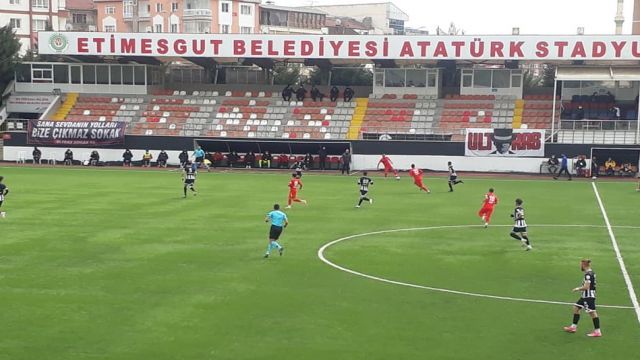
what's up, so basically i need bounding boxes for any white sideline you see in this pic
[318,224,635,310]
[591,182,640,324]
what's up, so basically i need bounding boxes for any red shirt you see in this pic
[483,193,499,207]
[379,156,393,168]
[409,168,423,179]
[288,179,303,191]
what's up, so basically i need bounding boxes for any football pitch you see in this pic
[0,166,638,360]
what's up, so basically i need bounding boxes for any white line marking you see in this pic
[591,183,640,321]
[318,224,635,310]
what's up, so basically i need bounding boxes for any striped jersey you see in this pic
[448,164,457,176]
[0,183,6,202]
[513,206,526,227]
[358,176,373,192]
[581,270,597,298]
[183,167,197,181]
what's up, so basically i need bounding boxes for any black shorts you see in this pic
[449,175,457,182]
[360,190,368,196]
[576,298,597,312]
[512,226,527,233]
[184,179,195,186]
[269,225,283,240]
[0,201,3,208]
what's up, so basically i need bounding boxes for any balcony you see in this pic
[183,9,212,18]
[124,11,151,20]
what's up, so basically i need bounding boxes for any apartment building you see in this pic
[259,3,326,34]
[66,0,97,32]
[0,0,68,54]
[95,0,259,34]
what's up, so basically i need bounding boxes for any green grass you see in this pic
[0,166,638,360]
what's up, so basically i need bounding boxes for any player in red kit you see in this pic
[377,154,399,179]
[409,164,430,193]
[478,188,499,228]
[286,174,307,209]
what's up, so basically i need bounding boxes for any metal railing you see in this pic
[183,9,212,17]
[560,119,638,131]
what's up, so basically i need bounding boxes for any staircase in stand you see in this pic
[51,93,78,120]
[347,98,369,140]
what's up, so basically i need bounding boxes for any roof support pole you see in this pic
[550,70,558,143]
[636,82,640,144]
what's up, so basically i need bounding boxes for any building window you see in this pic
[10,0,20,4]
[240,5,252,15]
[156,3,163,12]
[105,25,115,32]
[106,6,115,14]
[221,2,229,13]
[32,19,48,31]
[240,26,252,34]
[9,19,21,29]
[155,24,162,32]
[32,0,47,8]
[221,24,229,33]
[171,23,178,33]
[72,14,87,24]
[171,3,178,12]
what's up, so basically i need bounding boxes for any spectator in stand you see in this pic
[303,153,314,170]
[179,150,189,168]
[193,146,206,168]
[343,87,355,102]
[553,154,572,180]
[244,151,256,168]
[606,91,615,103]
[142,150,153,167]
[590,92,598,102]
[591,156,600,178]
[575,156,588,177]
[157,150,169,168]
[32,147,42,164]
[341,149,351,175]
[605,157,617,176]
[278,153,289,169]
[310,86,324,102]
[64,149,74,166]
[295,85,307,102]
[620,162,634,177]
[547,154,559,174]
[212,151,224,168]
[330,86,339,102]
[610,105,621,120]
[318,146,328,171]
[282,84,293,102]
[260,151,272,168]
[122,149,133,167]
[89,150,100,166]
[227,151,239,168]
[574,106,585,120]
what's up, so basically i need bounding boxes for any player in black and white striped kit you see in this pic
[564,259,602,337]
[0,176,8,218]
[182,162,198,198]
[355,171,373,208]
[447,161,464,192]
[509,198,532,251]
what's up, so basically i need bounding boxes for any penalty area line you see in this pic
[591,182,640,324]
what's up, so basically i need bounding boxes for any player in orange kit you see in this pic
[377,154,399,179]
[408,164,430,193]
[286,174,307,209]
[478,188,499,228]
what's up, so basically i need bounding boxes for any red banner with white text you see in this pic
[465,128,545,157]
[38,32,640,60]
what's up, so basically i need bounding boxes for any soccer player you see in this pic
[0,176,9,218]
[264,204,288,258]
[286,174,307,209]
[447,161,464,192]
[377,154,399,179]
[478,188,499,228]
[356,171,374,208]
[182,162,197,198]
[563,259,602,337]
[509,198,532,251]
[409,164,430,193]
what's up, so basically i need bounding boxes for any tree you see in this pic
[272,65,301,85]
[541,64,556,87]
[522,70,540,90]
[310,66,373,86]
[0,25,22,97]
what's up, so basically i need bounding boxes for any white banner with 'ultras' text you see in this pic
[465,128,545,157]
[38,32,640,60]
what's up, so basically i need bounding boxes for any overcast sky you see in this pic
[268,0,636,35]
